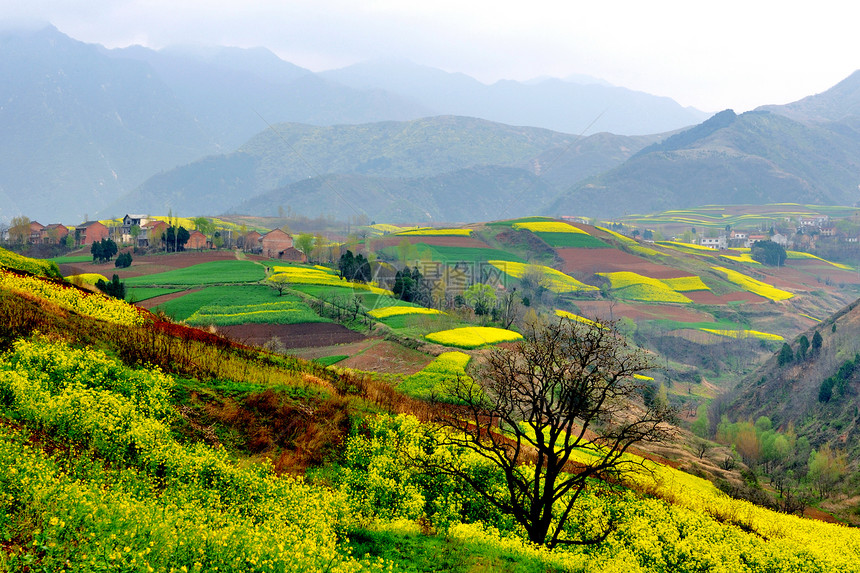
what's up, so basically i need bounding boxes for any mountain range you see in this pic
[2,25,860,224]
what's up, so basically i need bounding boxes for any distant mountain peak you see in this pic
[758,69,860,123]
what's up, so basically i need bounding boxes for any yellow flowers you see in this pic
[511,221,588,234]
[66,273,110,286]
[598,271,693,303]
[0,246,62,277]
[0,268,146,326]
[701,328,784,341]
[394,228,473,236]
[271,265,392,295]
[720,251,761,265]
[555,310,603,328]
[488,260,598,293]
[787,250,852,269]
[368,306,445,319]
[660,276,711,292]
[710,265,794,301]
[425,326,523,348]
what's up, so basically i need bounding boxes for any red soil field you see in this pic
[573,301,714,322]
[558,248,690,278]
[217,322,367,349]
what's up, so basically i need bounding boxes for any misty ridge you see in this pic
[2,24,860,225]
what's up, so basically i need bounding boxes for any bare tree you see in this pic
[429,317,673,548]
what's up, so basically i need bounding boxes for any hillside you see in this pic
[726,298,860,455]
[547,110,860,218]
[230,167,558,223]
[109,117,655,221]
[759,69,860,123]
[4,246,860,570]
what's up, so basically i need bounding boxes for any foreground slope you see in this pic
[4,248,860,571]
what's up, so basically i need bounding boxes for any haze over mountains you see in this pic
[2,25,860,224]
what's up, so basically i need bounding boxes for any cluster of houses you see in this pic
[694,216,837,251]
[10,215,304,261]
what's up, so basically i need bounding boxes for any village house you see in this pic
[699,236,727,250]
[771,233,789,246]
[799,216,830,229]
[745,234,768,248]
[120,214,150,243]
[137,220,168,248]
[259,229,294,258]
[40,223,69,245]
[28,221,45,244]
[74,221,110,245]
[186,230,208,250]
[242,230,262,253]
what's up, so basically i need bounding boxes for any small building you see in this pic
[745,234,768,248]
[75,221,110,245]
[279,246,306,263]
[259,229,294,258]
[138,220,168,248]
[699,236,727,250]
[120,214,150,243]
[186,230,208,250]
[28,221,45,244]
[771,233,789,246]
[242,230,262,252]
[40,223,69,245]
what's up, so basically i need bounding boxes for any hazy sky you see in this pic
[3,1,857,112]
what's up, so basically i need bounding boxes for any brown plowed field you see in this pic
[573,301,713,322]
[217,322,366,349]
[558,248,690,278]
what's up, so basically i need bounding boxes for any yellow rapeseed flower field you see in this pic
[368,306,445,319]
[425,326,523,349]
[511,221,588,234]
[488,261,598,293]
[710,266,794,301]
[701,328,784,341]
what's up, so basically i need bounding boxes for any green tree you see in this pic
[115,252,132,269]
[95,274,126,299]
[8,216,30,244]
[797,335,810,361]
[266,274,290,296]
[464,283,497,323]
[163,226,190,252]
[429,317,673,548]
[751,240,787,267]
[295,233,315,260]
[812,331,823,354]
[808,445,847,498]
[192,217,215,236]
[777,343,794,367]
[129,224,141,245]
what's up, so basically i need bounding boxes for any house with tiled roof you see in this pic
[74,221,109,245]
